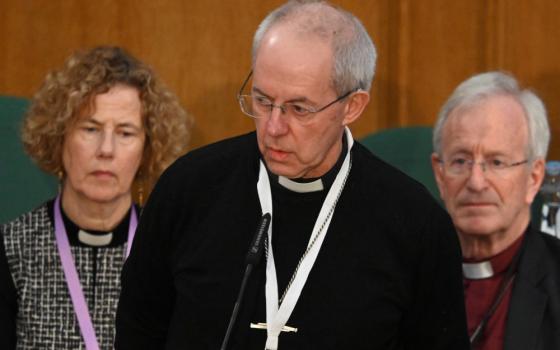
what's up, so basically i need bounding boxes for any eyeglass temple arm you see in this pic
[238,70,254,97]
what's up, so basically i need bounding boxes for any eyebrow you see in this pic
[251,86,316,105]
[81,117,142,130]
[448,149,510,158]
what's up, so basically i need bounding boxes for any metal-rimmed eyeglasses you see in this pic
[438,156,529,177]
[236,70,357,124]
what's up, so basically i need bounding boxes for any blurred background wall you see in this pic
[1,0,559,158]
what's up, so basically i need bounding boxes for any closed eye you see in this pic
[82,126,99,133]
[254,95,272,106]
[288,103,312,116]
[117,127,142,138]
[119,131,135,137]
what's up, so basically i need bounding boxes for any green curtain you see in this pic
[0,96,57,224]
[360,126,440,202]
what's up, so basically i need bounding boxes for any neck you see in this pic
[301,130,345,179]
[458,214,529,260]
[61,186,132,232]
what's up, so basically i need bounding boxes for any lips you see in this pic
[460,202,495,207]
[266,147,290,161]
[456,201,497,215]
[91,170,115,178]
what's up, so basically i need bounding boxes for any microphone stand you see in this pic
[220,213,271,350]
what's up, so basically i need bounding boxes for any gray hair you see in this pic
[433,71,550,160]
[251,0,377,95]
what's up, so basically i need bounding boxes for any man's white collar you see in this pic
[462,261,494,279]
[277,177,324,193]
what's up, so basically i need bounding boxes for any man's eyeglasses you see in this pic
[438,156,529,177]
[236,70,357,124]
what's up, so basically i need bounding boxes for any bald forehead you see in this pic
[254,23,335,94]
[259,22,332,55]
[268,2,353,44]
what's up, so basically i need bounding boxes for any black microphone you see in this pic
[220,213,271,350]
[245,213,270,265]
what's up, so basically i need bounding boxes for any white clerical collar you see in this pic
[277,176,324,193]
[77,230,113,247]
[462,261,494,279]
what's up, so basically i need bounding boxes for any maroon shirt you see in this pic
[463,234,524,350]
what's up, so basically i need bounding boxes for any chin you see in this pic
[264,160,301,178]
[82,189,128,204]
[455,217,499,237]
[269,168,300,179]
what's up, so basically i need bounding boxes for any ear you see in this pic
[342,90,370,126]
[431,153,446,200]
[526,158,545,204]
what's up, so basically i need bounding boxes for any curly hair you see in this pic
[22,46,192,200]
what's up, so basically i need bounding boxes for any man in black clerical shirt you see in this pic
[116,1,469,349]
[431,71,560,349]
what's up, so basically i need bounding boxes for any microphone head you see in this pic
[245,213,271,266]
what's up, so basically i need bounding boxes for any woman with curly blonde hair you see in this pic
[0,46,191,349]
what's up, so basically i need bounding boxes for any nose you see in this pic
[265,105,289,136]
[97,130,115,158]
[465,162,488,192]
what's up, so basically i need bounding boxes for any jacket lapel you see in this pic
[503,229,548,350]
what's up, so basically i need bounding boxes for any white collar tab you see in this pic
[277,176,324,193]
[77,230,113,247]
[462,261,494,279]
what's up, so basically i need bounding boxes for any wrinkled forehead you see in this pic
[442,95,529,157]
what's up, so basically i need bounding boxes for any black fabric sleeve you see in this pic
[115,134,256,349]
[115,168,181,350]
[403,202,470,349]
[0,229,17,349]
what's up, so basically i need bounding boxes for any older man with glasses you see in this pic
[431,71,560,350]
[115,1,469,349]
